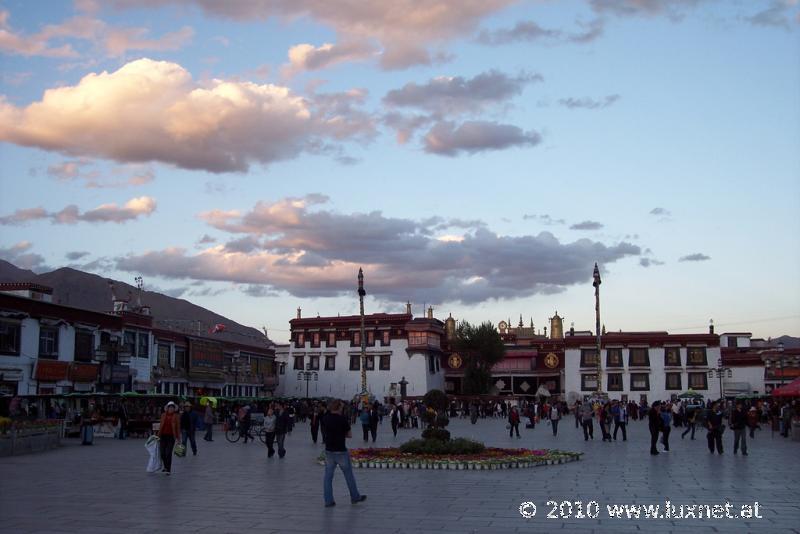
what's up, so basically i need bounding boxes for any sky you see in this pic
[0,0,798,344]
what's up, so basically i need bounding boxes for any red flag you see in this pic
[209,323,226,334]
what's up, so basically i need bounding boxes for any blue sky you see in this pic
[1,0,798,343]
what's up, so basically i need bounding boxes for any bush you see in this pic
[423,389,448,412]
[399,437,486,455]
[421,428,451,441]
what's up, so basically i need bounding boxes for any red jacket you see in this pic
[158,412,180,437]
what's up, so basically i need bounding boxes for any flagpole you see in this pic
[593,263,603,395]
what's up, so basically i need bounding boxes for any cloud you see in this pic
[559,94,620,109]
[679,253,711,262]
[649,207,671,216]
[477,17,604,45]
[0,196,157,225]
[0,10,193,58]
[589,0,706,18]
[383,70,542,115]
[282,41,378,76]
[66,251,90,261]
[105,0,516,69]
[47,159,155,188]
[197,234,217,245]
[639,257,665,268]
[114,195,641,304]
[0,241,47,271]
[746,1,800,30]
[423,120,541,156]
[523,214,566,225]
[0,58,374,173]
[569,220,604,230]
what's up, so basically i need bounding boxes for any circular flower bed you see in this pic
[317,448,582,470]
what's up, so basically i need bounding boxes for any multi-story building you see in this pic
[282,306,446,399]
[0,282,276,397]
[720,332,800,395]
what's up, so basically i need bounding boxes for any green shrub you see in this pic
[399,437,486,455]
[421,428,451,441]
[423,389,448,412]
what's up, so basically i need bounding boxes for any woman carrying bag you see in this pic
[157,402,181,475]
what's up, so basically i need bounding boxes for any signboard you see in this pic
[69,363,99,382]
[34,361,69,381]
[189,338,224,379]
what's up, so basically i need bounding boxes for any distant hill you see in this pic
[0,259,272,349]
[771,335,800,349]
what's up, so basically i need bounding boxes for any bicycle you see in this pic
[225,418,267,444]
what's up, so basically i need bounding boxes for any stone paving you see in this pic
[1,415,799,534]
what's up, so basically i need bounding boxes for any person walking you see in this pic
[180,402,199,456]
[660,403,672,452]
[681,408,697,440]
[80,402,97,445]
[581,401,594,441]
[274,403,290,458]
[359,407,371,442]
[322,399,367,508]
[203,402,214,442]
[731,401,748,456]
[648,401,663,455]
[310,405,322,444]
[548,403,561,436]
[707,402,724,454]
[508,406,521,438]
[612,400,628,441]
[157,402,181,475]
[600,403,612,442]
[574,401,581,429]
[240,405,253,444]
[263,406,277,458]
[747,406,759,439]
[389,400,400,437]
[469,402,478,425]
[118,402,129,440]
[368,403,379,443]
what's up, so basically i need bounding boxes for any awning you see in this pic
[0,367,24,381]
[69,363,99,382]
[34,360,69,381]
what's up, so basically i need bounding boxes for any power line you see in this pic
[664,314,800,333]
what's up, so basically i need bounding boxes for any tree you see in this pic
[455,321,506,395]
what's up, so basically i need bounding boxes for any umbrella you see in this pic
[678,389,703,399]
[535,385,551,397]
[121,391,142,397]
[199,396,218,407]
[771,377,800,397]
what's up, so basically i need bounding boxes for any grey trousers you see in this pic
[733,429,748,453]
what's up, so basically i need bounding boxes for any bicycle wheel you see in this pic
[225,426,240,443]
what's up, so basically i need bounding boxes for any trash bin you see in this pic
[792,421,800,442]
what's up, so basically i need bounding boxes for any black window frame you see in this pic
[157,343,171,368]
[327,332,336,348]
[74,330,94,363]
[688,372,708,390]
[379,354,390,370]
[311,332,320,348]
[324,355,336,370]
[606,348,623,367]
[580,349,598,367]
[308,355,320,370]
[665,372,682,390]
[629,372,650,391]
[351,331,361,347]
[349,354,360,371]
[293,355,304,370]
[687,347,707,366]
[38,326,59,359]
[0,320,21,356]
[581,373,598,391]
[628,348,650,367]
[381,330,390,346]
[727,337,738,348]
[295,332,305,349]
[365,354,375,370]
[664,347,681,367]
[174,347,187,369]
[137,331,149,359]
[123,330,136,358]
[366,330,375,347]
[607,373,623,391]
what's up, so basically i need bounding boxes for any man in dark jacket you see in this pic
[275,402,290,458]
[180,402,199,455]
[707,402,724,454]
[368,403,380,443]
[648,401,663,455]
[310,405,321,444]
[731,401,748,456]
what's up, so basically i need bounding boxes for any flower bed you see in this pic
[317,447,582,470]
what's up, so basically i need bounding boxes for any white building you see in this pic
[282,307,446,400]
[563,329,722,403]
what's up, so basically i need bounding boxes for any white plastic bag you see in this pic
[145,435,162,473]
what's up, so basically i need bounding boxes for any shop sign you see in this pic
[34,360,69,381]
[69,363,99,382]
[189,339,224,378]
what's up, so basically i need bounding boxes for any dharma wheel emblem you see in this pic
[448,354,463,369]
[544,352,559,369]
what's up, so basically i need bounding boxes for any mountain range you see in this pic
[0,259,273,349]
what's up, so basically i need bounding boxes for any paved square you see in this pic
[1,416,798,534]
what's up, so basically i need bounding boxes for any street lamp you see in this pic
[708,358,732,400]
[357,268,368,403]
[297,364,318,399]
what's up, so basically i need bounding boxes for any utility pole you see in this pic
[593,263,603,394]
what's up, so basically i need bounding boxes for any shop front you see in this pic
[69,363,99,393]
[34,360,70,395]
[0,367,25,395]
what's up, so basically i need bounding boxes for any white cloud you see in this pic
[0,58,374,173]
[282,41,378,77]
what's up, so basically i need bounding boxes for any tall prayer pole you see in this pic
[593,263,603,394]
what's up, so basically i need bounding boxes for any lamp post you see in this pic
[297,364,318,399]
[708,358,732,400]
[358,268,368,404]
[592,263,603,394]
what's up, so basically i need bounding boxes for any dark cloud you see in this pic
[639,258,665,268]
[649,207,671,216]
[559,94,620,109]
[746,1,800,30]
[679,253,711,262]
[223,236,261,254]
[570,220,604,230]
[197,234,217,245]
[383,70,542,115]
[477,18,604,45]
[523,214,566,225]
[589,0,706,18]
[423,121,541,156]
[0,241,47,272]
[66,251,90,261]
[114,195,641,304]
